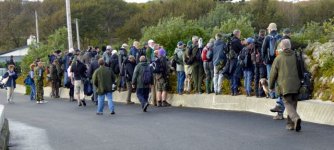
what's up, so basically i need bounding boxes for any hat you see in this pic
[69,48,74,53]
[148,39,154,44]
[159,48,166,57]
[112,50,117,55]
[177,41,184,46]
[121,43,128,48]
[106,45,112,50]
[246,37,255,44]
[267,23,277,31]
[283,28,291,34]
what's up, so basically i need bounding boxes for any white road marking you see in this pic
[8,120,53,150]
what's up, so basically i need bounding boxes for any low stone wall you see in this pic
[15,85,334,126]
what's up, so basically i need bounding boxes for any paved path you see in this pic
[1,91,334,150]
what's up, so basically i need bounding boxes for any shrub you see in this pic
[212,16,255,38]
[141,16,209,56]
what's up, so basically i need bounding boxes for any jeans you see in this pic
[136,88,150,108]
[213,66,224,93]
[97,92,114,113]
[266,64,275,98]
[243,69,253,95]
[30,83,36,100]
[276,96,285,114]
[230,76,240,94]
[63,72,68,88]
[177,71,185,94]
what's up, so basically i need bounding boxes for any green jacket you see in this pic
[50,64,59,80]
[132,62,152,89]
[186,45,200,66]
[269,50,301,96]
[92,66,116,95]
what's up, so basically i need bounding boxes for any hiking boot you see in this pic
[273,114,284,120]
[294,119,302,132]
[110,111,116,115]
[286,124,295,130]
[157,101,162,107]
[82,100,86,107]
[270,105,284,113]
[143,103,149,112]
[162,101,171,107]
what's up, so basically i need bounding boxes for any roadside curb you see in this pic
[14,84,334,126]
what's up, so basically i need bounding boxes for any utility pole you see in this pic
[35,10,39,43]
[75,18,80,50]
[65,0,73,51]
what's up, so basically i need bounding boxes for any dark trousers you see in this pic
[283,94,300,125]
[51,80,60,97]
[136,88,150,108]
[254,64,266,97]
[69,84,74,97]
[126,81,133,102]
[192,63,204,93]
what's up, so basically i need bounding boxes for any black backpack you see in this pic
[142,65,152,85]
[152,58,165,74]
[295,51,313,100]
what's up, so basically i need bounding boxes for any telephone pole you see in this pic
[75,18,80,50]
[65,0,73,51]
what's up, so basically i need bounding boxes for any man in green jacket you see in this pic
[269,39,302,132]
[92,58,116,115]
[132,56,153,112]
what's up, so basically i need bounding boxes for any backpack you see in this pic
[152,58,165,74]
[295,51,313,100]
[142,65,152,85]
[84,79,93,96]
[267,34,281,61]
[206,49,213,62]
[24,75,33,86]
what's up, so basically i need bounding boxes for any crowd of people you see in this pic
[1,22,304,132]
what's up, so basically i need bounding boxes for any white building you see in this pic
[0,35,36,63]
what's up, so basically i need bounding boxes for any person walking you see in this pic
[132,56,153,112]
[269,39,302,132]
[71,54,87,107]
[35,62,46,104]
[119,43,129,90]
[2,65,18,103]
[124,55,136,104]
[93,58,116,115]
[174,41,186,95]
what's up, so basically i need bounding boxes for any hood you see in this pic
[282,49,294,56]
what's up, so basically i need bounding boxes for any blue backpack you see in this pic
[24,75,34,86]
[268,34,281,61]
[142,65,152,85]
[84,79,93,96]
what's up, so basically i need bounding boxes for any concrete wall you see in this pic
[14,85,334,126]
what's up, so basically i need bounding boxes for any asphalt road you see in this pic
[1,91,334,150]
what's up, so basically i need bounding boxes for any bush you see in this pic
[141,16,209,56]
[212,16,255,38]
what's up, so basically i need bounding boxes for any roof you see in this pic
[0,46,29,57]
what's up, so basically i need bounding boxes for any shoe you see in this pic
[157,101,162,107]
[162,101,171,107]
[127,101,135,105]
[96,112,103,115]
[36,101,40,104]
[270,105,284,113]
[286,124,295,130]
[82,100,86,107]
[110,111,116,115]
[294,119,302,132]
[273,114,284,120]
[143,103,149,112]
[78,103,82,107]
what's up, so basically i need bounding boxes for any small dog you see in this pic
[259,78,270,98]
